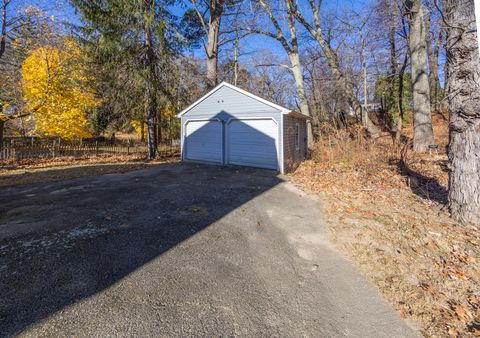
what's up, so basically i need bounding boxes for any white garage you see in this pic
[178,82,308,173]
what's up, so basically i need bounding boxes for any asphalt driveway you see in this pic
[0,163,417,337]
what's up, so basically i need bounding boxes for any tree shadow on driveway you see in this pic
[0,163,283,336]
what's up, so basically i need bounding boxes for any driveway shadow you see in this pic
[0,163,283,336]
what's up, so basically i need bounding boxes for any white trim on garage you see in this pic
[280,113,284,173]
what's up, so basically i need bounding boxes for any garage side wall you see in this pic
[283,116,307,173]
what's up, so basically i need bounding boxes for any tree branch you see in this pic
[190,0,209,36]
[255,0,291,52]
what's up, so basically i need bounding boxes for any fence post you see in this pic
[95,141,99,156]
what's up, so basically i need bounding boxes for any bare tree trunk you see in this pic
[445,0,480,226]
[0,0,8,60]
[322,39,378,136]
[395,53,409,143]
[157,113,162,142]
[425,0,442,109]
[305,64,325,130]
[284,0,313,146]
[307,69,323,129]
[290,0,380,137]
[361,37,370,128]
[233,31,239,86]
[206,0,223,89]
[288,51,313,147]
[388,1,402,138]
[406,0,435,152]
[319,36,369,129]
[389,3,398,77]
[254,0,314,146]
[0,119,4,151]
[429,41,442,109]
[144,0,157,159]
[433,30,443,101]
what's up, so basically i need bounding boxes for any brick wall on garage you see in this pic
[283,115,308,173]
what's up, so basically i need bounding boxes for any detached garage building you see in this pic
[177,82,308,173]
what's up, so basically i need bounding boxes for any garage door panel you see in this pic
[185,120,223,163]
[227,119,278,170]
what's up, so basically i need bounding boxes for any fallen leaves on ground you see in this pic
[290,121,479,337]
[0,154,179,187]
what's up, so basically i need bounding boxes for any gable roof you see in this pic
[177,82,292,118]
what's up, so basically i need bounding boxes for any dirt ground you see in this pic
[290,116,480,337]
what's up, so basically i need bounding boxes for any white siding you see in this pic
[183,86,281,118]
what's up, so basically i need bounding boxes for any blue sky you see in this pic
[12,0,370,62]
[11,0,444,89]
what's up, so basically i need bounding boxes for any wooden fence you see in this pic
[0,139,180,162]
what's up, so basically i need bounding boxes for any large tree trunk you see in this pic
[288,49,314,147]
[445,0,480,226]
[284,0,314,147]
[144,1,157,159]
[406,0,435,152]
[206,0,223,89]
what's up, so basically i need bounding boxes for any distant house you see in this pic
[177,82,308,173]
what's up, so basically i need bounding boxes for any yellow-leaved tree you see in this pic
[131,119,146,140]
[163,105,180,139]
[21,39,99,139]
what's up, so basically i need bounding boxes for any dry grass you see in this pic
[291,116,479,337]
[0,154,179,187]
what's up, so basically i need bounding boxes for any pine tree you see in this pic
[70,0,181,158]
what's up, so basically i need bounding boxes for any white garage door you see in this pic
[185,120,223,163]
[227,119,278,170]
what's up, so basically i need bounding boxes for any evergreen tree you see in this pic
[70,0,182,158]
